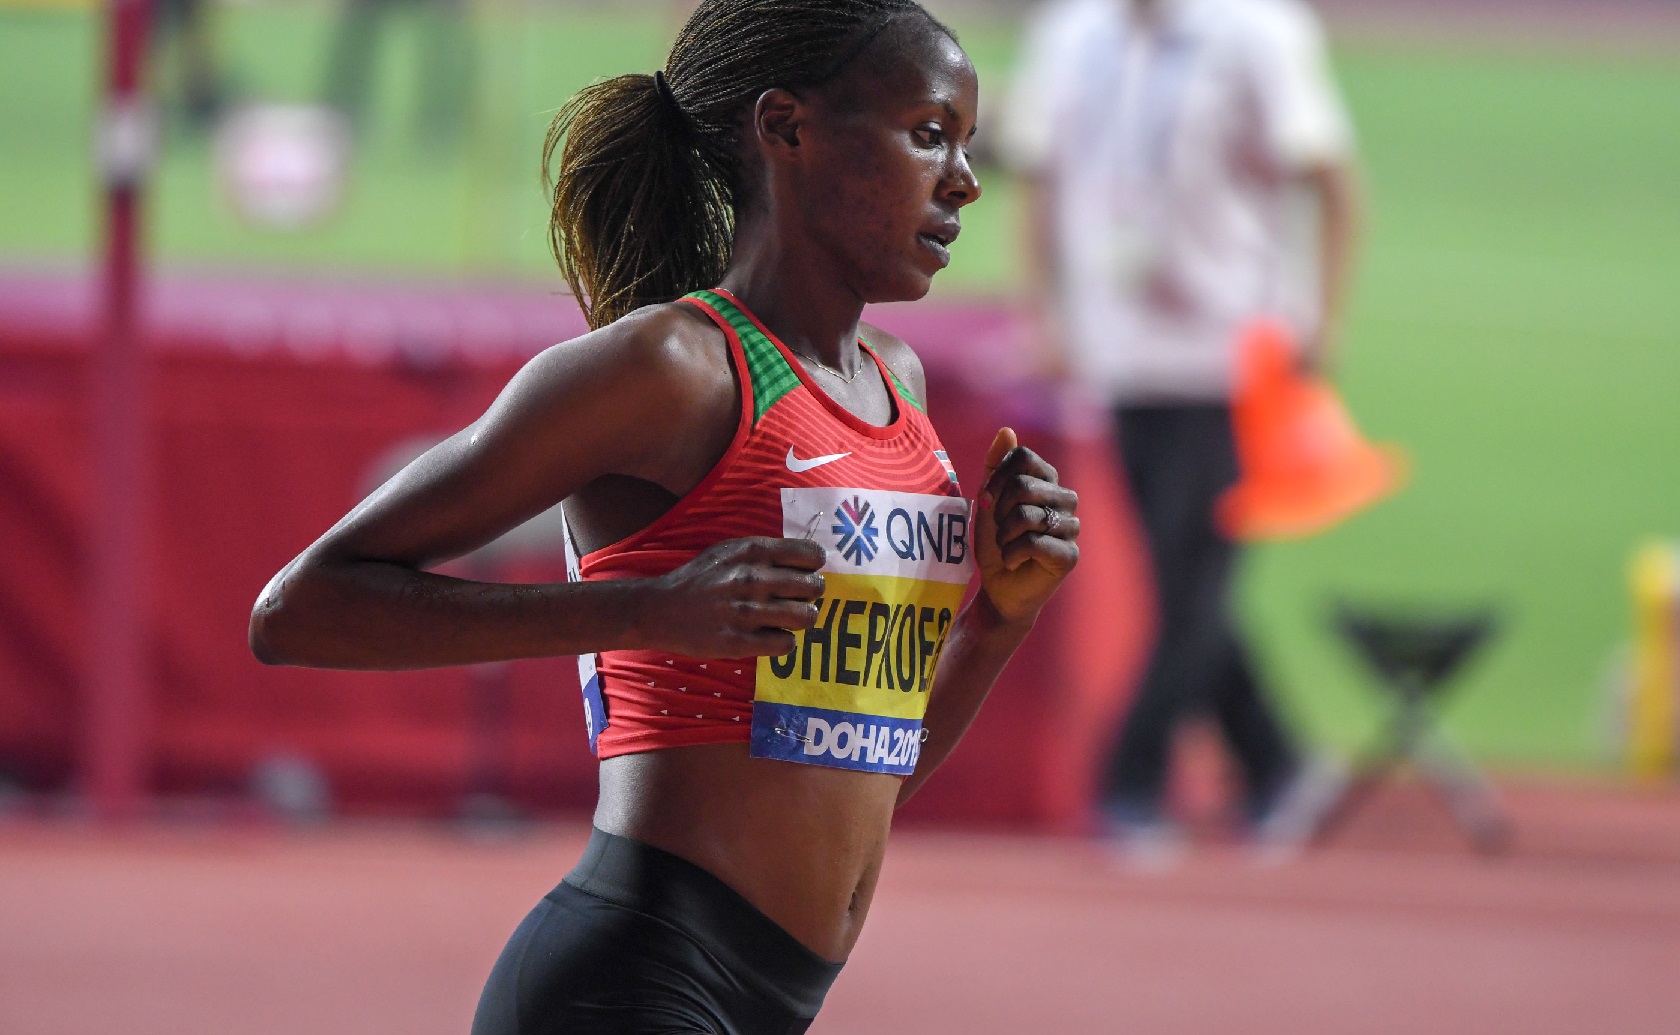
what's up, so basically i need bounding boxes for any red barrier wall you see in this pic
[0,273,1147,829]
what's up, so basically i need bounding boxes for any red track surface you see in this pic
[3,782,1677,1035]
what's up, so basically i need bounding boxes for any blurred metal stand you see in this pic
[365,440,570,832]
[1317,603,1512,853]
[455,505,570,832]
[83,0,158,821]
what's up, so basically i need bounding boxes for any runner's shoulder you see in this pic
[570,300,730,379]
[858,321,928,405]
[519,300,734,406]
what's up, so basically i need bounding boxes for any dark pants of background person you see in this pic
[1101,404,1299,823]
[322,0,474,143]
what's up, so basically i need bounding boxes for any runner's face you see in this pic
[800,26,981,303]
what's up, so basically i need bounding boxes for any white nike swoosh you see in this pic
[786,446,851,473]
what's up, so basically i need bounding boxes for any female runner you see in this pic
[250,2,1080,1032]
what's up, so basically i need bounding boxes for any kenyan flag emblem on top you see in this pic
[934,450,957,484]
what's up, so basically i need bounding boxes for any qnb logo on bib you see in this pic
[881,504,967,566]
[751,487,974,774]
[833,495,880,565]
[785,487,974,584]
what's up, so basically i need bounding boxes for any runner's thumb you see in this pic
[979,427,1017,509]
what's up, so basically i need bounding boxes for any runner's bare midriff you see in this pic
[594,743,898,962]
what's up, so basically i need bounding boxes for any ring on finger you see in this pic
[1043,507,1060,534]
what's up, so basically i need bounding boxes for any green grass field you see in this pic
[4,5,1678,769]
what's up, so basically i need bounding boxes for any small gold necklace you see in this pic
[800,352,864,385]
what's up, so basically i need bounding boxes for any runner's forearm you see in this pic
[250,557,651,670]
[897,592,1035,805]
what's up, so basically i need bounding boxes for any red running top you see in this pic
[565,288,973,773]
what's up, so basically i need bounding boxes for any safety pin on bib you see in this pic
[769,510,830,750]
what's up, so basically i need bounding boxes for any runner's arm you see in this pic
[250,305,824,670]
[898,429,1079,805]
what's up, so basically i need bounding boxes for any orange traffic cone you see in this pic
[1215,320,1407,541]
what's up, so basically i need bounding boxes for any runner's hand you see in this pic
[973,428,1079,625]
[643,537,827,658]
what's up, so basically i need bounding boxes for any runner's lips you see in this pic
[917,223,960,265]
[918,222,960,248]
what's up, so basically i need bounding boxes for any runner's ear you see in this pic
[754,87,804,152]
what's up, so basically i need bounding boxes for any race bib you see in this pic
[751,487,975,775]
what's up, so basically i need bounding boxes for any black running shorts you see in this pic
[470,827,845,1035]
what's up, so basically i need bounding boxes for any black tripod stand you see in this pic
[1317,603,1512,853]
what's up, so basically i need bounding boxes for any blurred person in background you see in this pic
[253,1,1079,1031]
[1001,0,1361,863]
[153,0,229,129]
[321,0,475,145]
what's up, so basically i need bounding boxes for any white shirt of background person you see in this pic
[1000,0,1361,404]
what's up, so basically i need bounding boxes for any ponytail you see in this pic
[542,0,953,330]
[543,72,733,330]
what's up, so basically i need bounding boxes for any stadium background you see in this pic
[5,0,1678,778]
[1,2,1678,1032]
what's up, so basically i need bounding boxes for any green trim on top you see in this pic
[686,289,800,424]
[885,366,925,414]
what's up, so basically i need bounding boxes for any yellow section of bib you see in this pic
[755,571,968,721]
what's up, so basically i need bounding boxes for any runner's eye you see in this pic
[914,124,945,148]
